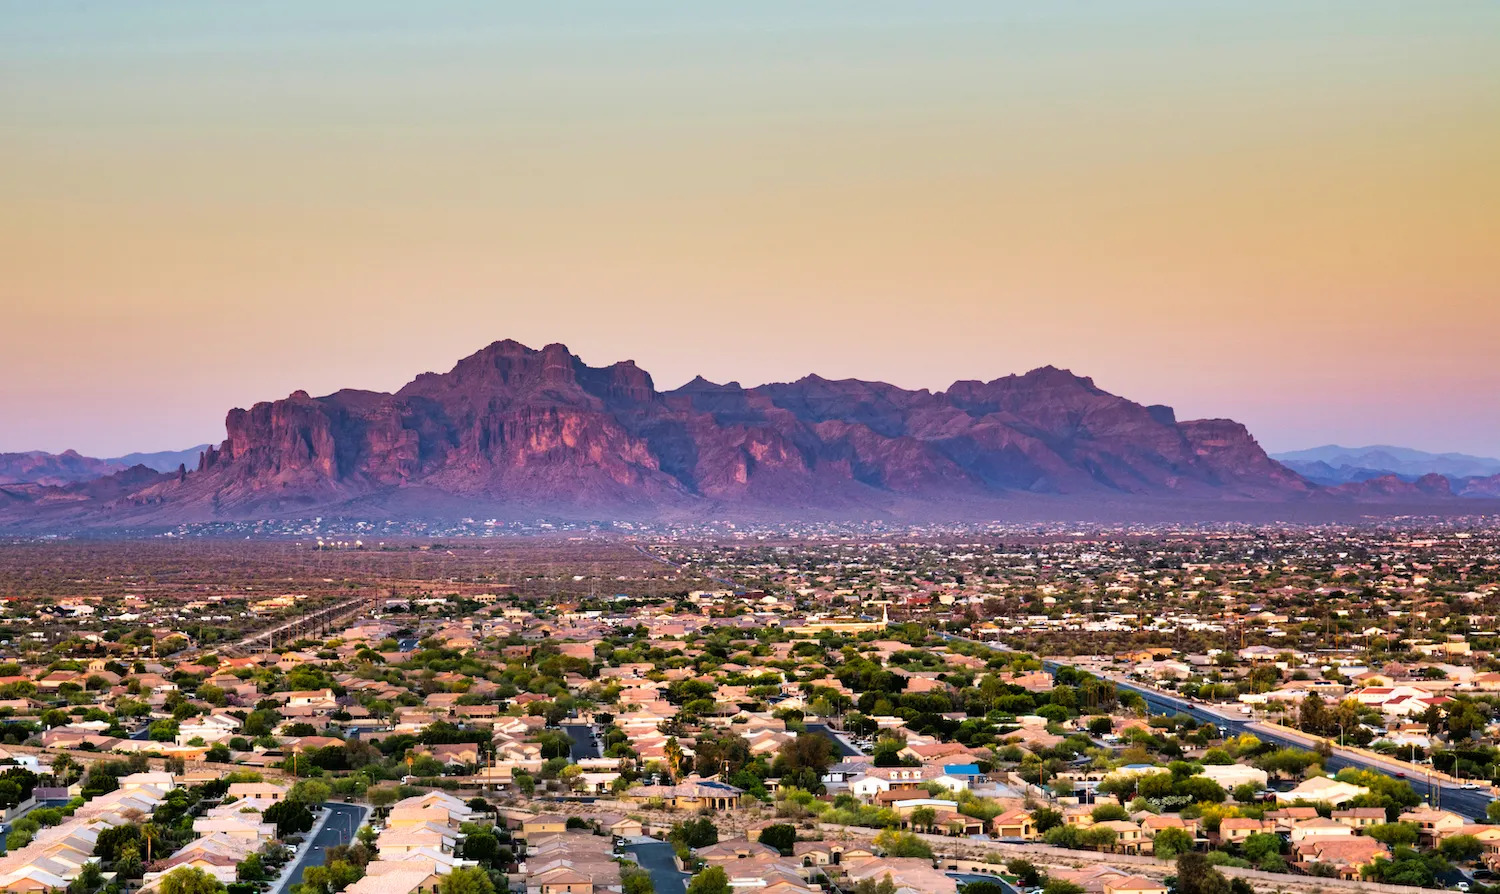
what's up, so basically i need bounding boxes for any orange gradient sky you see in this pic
[3,3,1498,457]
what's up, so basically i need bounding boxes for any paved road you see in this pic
[238,597,373,655]
[1085,668,1493,819]
[625,839,688,894]
[563,724,600,761]
[280,803,368,893]
[941,636,1494,819]
[806,722,861,758]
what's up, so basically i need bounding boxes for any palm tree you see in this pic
[664,737,685,781]
[142,823,161,866]
[51,753,80,786]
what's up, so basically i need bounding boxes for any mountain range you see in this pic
[1272,445,1500,486]
[3,340,1497,529]
[0,445,211,487]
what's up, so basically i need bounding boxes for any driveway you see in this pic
[624,839,688,894]
[277,803,369,894]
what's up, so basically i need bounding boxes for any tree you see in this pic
[692,734,752,779]
[1006,860,1044,889]
[1080,826,1117,852]
[1335,768,1420,816]
[1032,807,1063,833]
[910,806,937,833]
[622,865,656,894]
[141,823,163,865]
[873,828,933,858]
[774,735,835,777]
[147,718,179,741]
[1041,881,1085,894]
[670,818,720,849]
[1298,693,1331,735]
[51,753,81,785]
[1176,777,1226,804]
[1441,834,1485,862]
[1241,832,1281,865]
[1137,772,1175,800]
[686,867,731,894]
[1363,848,1445,887]
[1152,827,1194,859]
[675,822,720,846]
[237,854,267,883]
[0,779,21,809]
[1448,701,1488,740]
[95,824,144,863]
[1255,747,1321,780]
[264,800,315,836]
[1175,853,1230,894]
[462,829,499,864]
[664,737,685,781]
[872,740,905,767]
[70,861,104,894]
[289,779,332,807]
[1366,823,1419,847]
[160,867,228,894]
[440,867,495,894]
[1201,748,1233,766]
[757,824,797,856]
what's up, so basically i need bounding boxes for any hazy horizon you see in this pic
[4,2,1498,457]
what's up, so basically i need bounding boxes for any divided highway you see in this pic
[940,635,1494,819]
[1046,659,1495,819]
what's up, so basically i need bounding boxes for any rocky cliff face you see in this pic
[30,338,1323,524]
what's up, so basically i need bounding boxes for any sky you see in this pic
[2,2,1498,458]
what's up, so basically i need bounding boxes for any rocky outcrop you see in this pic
[10,338,1469,527]
[1330,472,1456,500]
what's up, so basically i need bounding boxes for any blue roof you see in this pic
[944,763,983,775]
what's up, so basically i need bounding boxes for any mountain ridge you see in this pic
[1273,444,1500,484]
[2,340,1496,529]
